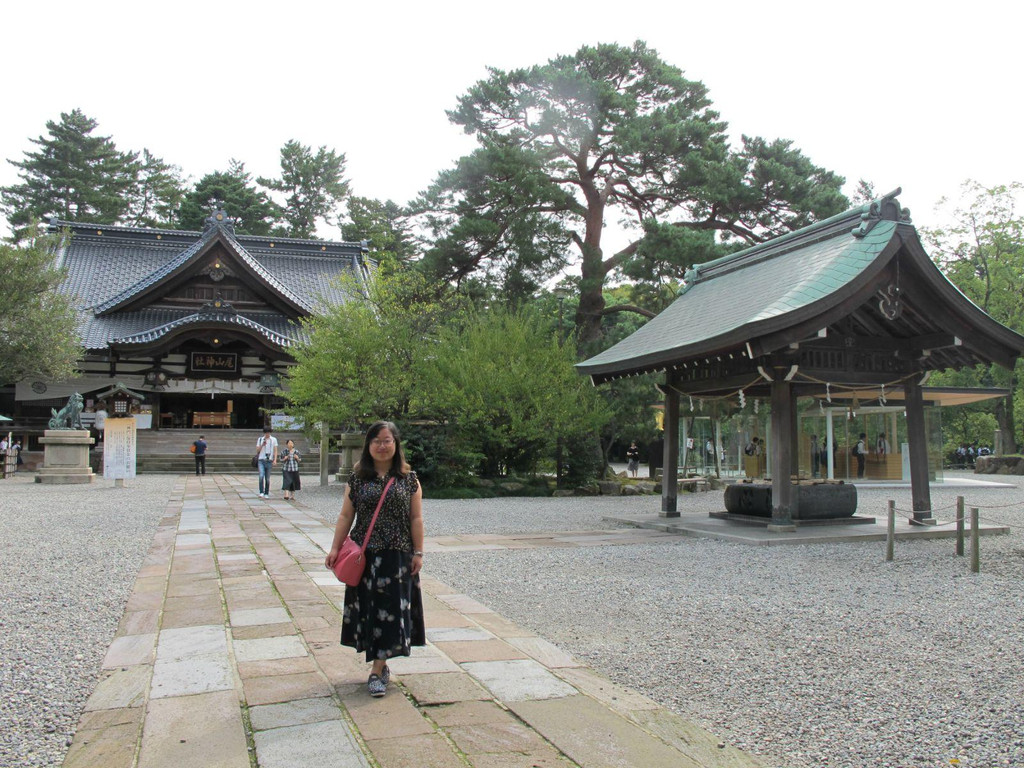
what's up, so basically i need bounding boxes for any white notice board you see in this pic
[103,417,137,479]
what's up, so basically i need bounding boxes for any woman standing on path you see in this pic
[280,439,301,500]
[625,442,640,478]
[325,421,425,698]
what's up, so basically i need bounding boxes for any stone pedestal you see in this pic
[35,430,95,484]
[334,433,364,482]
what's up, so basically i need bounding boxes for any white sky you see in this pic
[2,0,1021,243]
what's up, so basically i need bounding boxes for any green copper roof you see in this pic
[577,197,905,380]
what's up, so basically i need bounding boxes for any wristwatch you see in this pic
[413,550,424,557]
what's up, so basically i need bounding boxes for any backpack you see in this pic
[190,443,197,454]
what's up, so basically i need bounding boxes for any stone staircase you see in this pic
[132,429,317,474]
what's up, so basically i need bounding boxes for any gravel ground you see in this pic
[5,470,1019,768]
[0,474,176,768]
[304,472,1024,768]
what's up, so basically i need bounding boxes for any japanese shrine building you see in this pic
[12,211,370,431]
[577,190,1024,528]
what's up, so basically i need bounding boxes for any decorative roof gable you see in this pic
[578,189,1024,385]
[91,212,310,316]
[51,215,370,355]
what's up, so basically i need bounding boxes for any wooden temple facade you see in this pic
[578,190,1024,529]
[12,210,370,433]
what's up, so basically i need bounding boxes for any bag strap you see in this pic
[359,477,395,556]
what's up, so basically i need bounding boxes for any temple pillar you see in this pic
[769,378,796,531]
[660,383,679,517]
[151,391,161,432]
[904,379,933,521]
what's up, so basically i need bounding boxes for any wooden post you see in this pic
[955,496,965,556]
[319,422,329,487]
[768,377,795,531]
[661,383,680,517]
[970,507,980,573]
[151,391,161,432]
[885,499,895,561]
[903,380,932,522]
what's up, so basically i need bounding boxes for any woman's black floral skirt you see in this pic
[341,549,425,662]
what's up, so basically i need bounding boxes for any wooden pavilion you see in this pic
[577,190,1024,530]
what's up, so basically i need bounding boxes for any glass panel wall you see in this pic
[796,403,942,482]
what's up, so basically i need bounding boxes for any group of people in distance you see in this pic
[954,441,990,468]
[741,431,895,480]
[252,428,303,500]
[0,436,24,473]
[190,427,303,500]
[809,432,890,479]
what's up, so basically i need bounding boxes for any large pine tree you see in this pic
[177,160,282,236]
[259,140,349,239]
[1,109,138,237]
[416,41,849,348]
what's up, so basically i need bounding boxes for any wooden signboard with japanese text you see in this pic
[103,417,137,480]
[189,352,238,377]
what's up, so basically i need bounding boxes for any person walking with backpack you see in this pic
[854,433,867,479]
[256,428,278,499]
[192,435,208,476]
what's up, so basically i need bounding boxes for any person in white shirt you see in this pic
[256,427,278,499]
[94,407,108,442]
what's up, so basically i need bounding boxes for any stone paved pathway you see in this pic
[63,475,764,768]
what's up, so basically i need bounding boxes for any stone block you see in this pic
[137,690,249,768]
[84,666,151,711]
[248,696,341,731]
[366,733,464,768]
[460,660,577,702]
[233,635,307,663]
[243,672,333,706]
[508,695,702,768]
[254,720,369,768]
[400,672,491,705]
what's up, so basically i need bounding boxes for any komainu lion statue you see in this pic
[49,393,85,430]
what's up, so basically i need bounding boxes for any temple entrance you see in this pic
[156,393,264,429]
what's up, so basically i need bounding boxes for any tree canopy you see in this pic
[1,109,139,238]
[259,140,349,239]
[177,160,283,236]
[285,265,462,428]
[415,41,848,347]
[0,229,80,385]
[927,181,1024,448]
[342,196,416,264]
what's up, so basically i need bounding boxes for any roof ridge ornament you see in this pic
[851,188,912,238]
[199,294,237,315]
[203,206,237,235]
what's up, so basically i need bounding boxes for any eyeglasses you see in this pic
[371,438,395,447]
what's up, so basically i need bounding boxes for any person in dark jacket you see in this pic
[193,435,207,476]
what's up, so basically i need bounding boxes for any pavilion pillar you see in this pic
[769,377,796,532]
[903,379,933,521]
[660,383,679,517]
[789,387,799,477]
[151,391,161,432]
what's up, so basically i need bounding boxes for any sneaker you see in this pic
[380,664,390,686]
[367,673,386,698]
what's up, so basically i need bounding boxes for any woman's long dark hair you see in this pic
[354,421,411,480]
